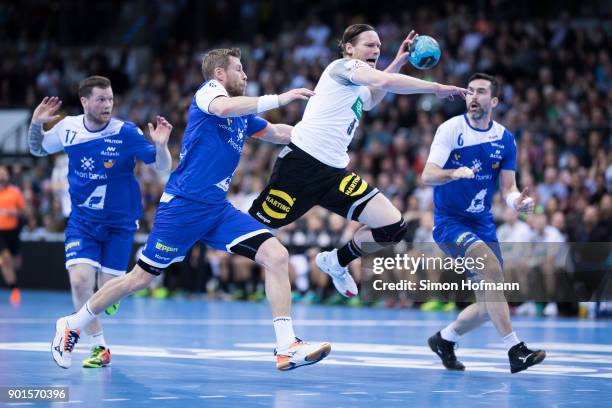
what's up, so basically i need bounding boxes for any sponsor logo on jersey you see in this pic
[81,157,95,171]
[471,159,482,173]
[490,149,502,160]
[492,162,500,169]
[65,240,81,251]
[466,188,487,213]
[215,176,232,192]
[103,138,123,144]
[155,240,179,253]
[339,173,368,197]
[74,169,108,180]
[262,189,295,220]
[101,146,120,157]
[104,159,116,168]
[351,97,364,120]
[491,142,504,149]
[455,232,471,245]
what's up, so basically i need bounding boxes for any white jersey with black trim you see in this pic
[291,58,373,168]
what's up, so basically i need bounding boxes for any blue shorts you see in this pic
[140,193,271,269]
[64,216,136,276]
[433,217,503,267]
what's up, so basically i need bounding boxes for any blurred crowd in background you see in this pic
[0,1,610,314]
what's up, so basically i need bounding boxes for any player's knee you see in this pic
[371,218,408,245]
[68,269,94,295]
[257,239,289,272]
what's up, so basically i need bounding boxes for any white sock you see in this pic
[91,331,107,348]
[502,331,521,351]
[440,325,460,343]
[66,301,96,330]
[273,316,296,350]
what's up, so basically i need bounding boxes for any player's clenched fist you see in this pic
[451,166,475,180]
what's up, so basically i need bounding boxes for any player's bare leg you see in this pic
[68,264,103,337]
[317,193,405,297]
[255,237,331,370]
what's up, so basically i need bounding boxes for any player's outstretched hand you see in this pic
[32,96,62,124]
[394,30,418,66]
[435,84,470,101]
[514,187,535,214]
[278,88,315,107]
[451,166,475,180]
[148,115,173,146]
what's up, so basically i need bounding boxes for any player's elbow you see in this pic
[421,170,436,186]
[369,75,391,89]
[211,104,234,118]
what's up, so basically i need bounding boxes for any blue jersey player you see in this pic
[423,73,546,374]
[29,76,172,368]
[51,49,331,371]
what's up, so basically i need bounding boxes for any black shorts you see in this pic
[0,228,20,255]
[249,143,379,228]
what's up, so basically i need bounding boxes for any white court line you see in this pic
[293,393,320,396]
[432,390,460,393]
[1,318,609,329]
[6,404,33,406]
[198,395,226,399]
[103,398,131,402]
[575,389,598,392]
[528,389,552,392]
[341,392,368,395]
[245,394,272,397]
[386,391,415,394]
[2,342,611,379]
[149,396,179,400]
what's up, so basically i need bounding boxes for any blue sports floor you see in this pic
[0,290,611,408]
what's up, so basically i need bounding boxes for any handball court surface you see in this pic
[1,290,610,408]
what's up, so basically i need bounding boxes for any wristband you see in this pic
[506,191,520,210]
[257,95,279,113]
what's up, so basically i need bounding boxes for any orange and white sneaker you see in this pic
[9,288,20,305]
[275,338,331,371]
[51,317,80,369]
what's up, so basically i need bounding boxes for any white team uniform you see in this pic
[291,58,373,168]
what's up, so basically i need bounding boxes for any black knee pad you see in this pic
[137,259,165,276]
[371,219,408,245]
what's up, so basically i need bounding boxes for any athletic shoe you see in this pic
[508,342,546,373]
[51,317,80,369]
[104,302,120,316]
[9,288,20,305]
[420,300,444,312]
[315,249,357,298]
[428,331,465,371]
[275,338,332,371]
[83,346,112,368]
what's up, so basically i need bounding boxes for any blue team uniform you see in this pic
[42,115,156,275]
[427,114,517,263]
[139,80,271,270]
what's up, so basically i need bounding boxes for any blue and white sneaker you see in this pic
[51,316,80,369]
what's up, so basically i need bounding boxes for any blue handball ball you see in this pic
[408,35,441,70]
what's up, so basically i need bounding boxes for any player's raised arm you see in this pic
[147,115,173,172]
[352,67,469,100]
[366,30,418,108]
[208,88,314,118]
[28,96,63,157]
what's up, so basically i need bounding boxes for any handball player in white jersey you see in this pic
[250,24,468,297]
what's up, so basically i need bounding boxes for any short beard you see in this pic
[86,112,107,127]
[226,83,245,97]
[469,108,487,120]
